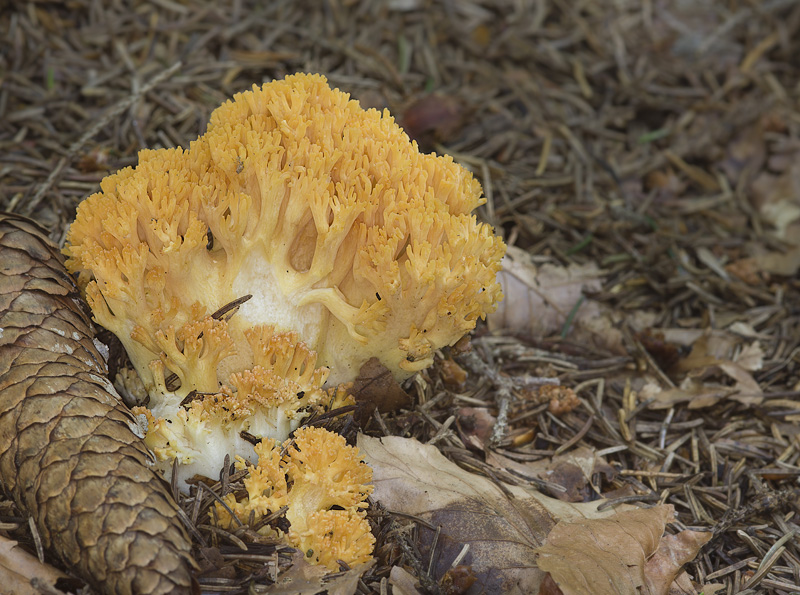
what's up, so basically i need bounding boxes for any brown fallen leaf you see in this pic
[734,341,764,372]
[359,435,630,594]
[746,155,800,277]
[440,357,468,387]
[640,380,733,410]
[751,162,800,241]
[643,330,764,408]
[670,329,738,367]
[543,461,590,503]
[636,329,683,372]
[350,357,411,413]
[539,572,567,595]
[401,93,468,145]
[488,446,615,504]
[0,535,70,595]
[671,572,724,595]
[455,407,496,450]
[535,505,711,595]
[488,246,625,355]
[254,552,374,595]
[258,552,327,595]
[541,446,617,503]
[484,449,552,483]
[754,245,800,277]
[644,529,713,595]
[725,257,763,285]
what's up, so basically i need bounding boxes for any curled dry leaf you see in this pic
[751,161,800,241]
[535,504,711,595]
[753,246,800,277]
[488,246,625,355]
[743,158,800,275]
[359,435,629,594]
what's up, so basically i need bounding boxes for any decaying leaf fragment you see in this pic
[640,329,764,408]
[535,504,711,595]
[251,552,374,595]
[0,214,196,594]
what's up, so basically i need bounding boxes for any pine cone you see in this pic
[0,213,196,594]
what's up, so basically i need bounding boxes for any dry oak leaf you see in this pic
[535,504,711,595]
[359,435,629,594]
[488,246,625,355]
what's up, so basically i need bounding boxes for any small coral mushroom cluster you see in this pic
[64,73,505,568]
[215,427,375,569]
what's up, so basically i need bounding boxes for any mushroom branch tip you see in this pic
[215,426,375,569]
[64,71,505,485]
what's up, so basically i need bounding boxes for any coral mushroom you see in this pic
[65,72,504,384]
[64,72,505,483]
[216,426,375,569]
